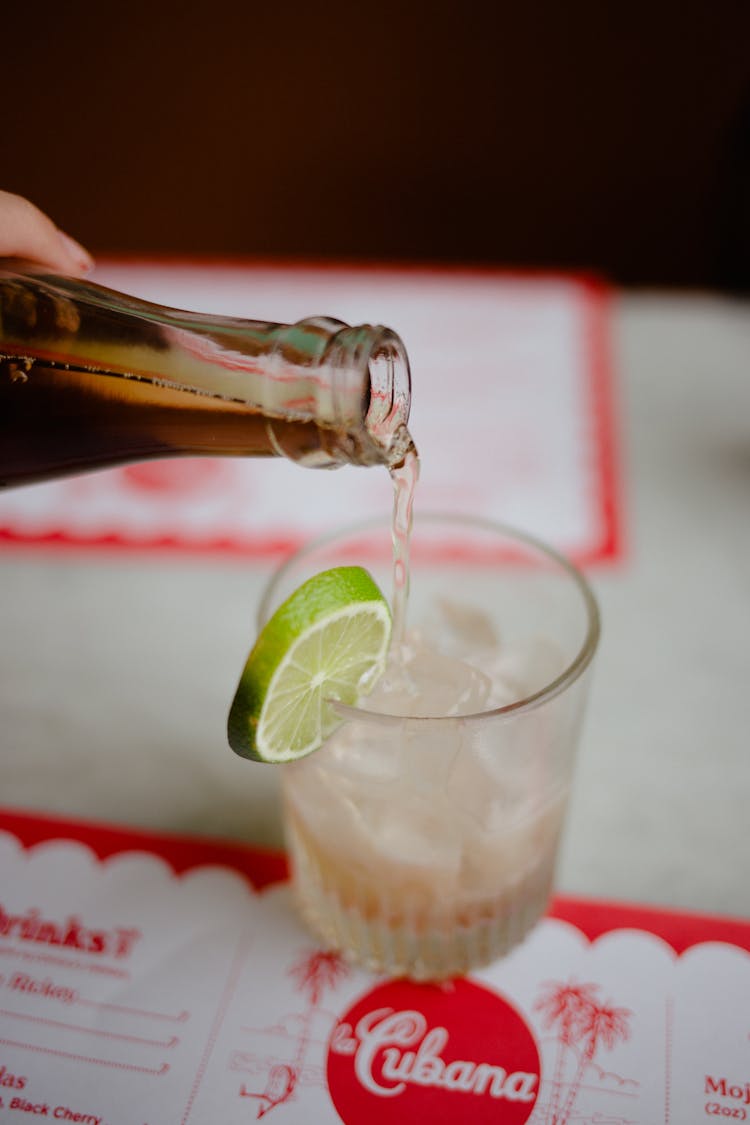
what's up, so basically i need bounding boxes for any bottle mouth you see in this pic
[363,328,412,461]
[325,324,414,467]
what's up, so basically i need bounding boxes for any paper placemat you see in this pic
[0,264,620,565]
[1,807,747,1125]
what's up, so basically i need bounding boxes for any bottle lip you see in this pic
[363,326,411,435]
[326,324,413,467]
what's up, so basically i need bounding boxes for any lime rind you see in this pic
[228,566,391,763]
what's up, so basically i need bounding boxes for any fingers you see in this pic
[0,191,94,275]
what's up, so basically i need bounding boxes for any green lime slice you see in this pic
[228,566,392,763]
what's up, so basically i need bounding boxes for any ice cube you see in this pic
[434,597,499,652]
[283,756,372,847]
[401,718,464,791]
[366,641,492,718]
[365,790,463,876]
[319,717,404,786]
[485,672,524,709]
[459,788,567,893]
[479,637,566,703]
[445,731,533,832]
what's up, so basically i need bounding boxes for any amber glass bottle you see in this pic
[0,264,413,487]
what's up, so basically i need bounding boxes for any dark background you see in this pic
[5,1,750,289]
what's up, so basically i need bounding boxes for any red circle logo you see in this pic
[327,978,540,1124]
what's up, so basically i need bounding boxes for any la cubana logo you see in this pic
[327,977,541,1124]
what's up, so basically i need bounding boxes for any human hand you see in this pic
[0,190,93,275]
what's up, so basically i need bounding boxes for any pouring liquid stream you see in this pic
[388,442,420,647]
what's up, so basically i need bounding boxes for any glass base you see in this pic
[286,818,554,981]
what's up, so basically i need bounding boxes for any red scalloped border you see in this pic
[0,806,287,891]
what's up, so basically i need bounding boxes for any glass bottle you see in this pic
[0,263,414,488]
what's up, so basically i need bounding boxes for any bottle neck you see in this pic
[0,264,414,470]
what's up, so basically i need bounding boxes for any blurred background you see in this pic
[2,0,750,919]
[5,0,750,289]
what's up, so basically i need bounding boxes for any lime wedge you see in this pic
[228,566,392,763]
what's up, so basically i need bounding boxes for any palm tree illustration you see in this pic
[287,949,350,1080]
[556,998,631,1125]
[534,979,600,1125]
[241,949,349,1118]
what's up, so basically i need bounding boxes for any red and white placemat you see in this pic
[0,807,747,1124]
[0,263,621,565]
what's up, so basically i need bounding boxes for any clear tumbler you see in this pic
[262,513,600,980]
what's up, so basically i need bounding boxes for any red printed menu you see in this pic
[0,264,620,566]
[0,808,748,1124]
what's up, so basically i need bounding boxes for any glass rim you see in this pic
[259,511,601,726]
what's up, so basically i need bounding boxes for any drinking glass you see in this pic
[261,513,600,980]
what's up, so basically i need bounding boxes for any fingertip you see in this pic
[57,231,95,275]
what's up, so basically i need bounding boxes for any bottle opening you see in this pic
[364,329,415,467]
[321,324,415,467]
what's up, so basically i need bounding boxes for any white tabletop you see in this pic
[1,286,748,920]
